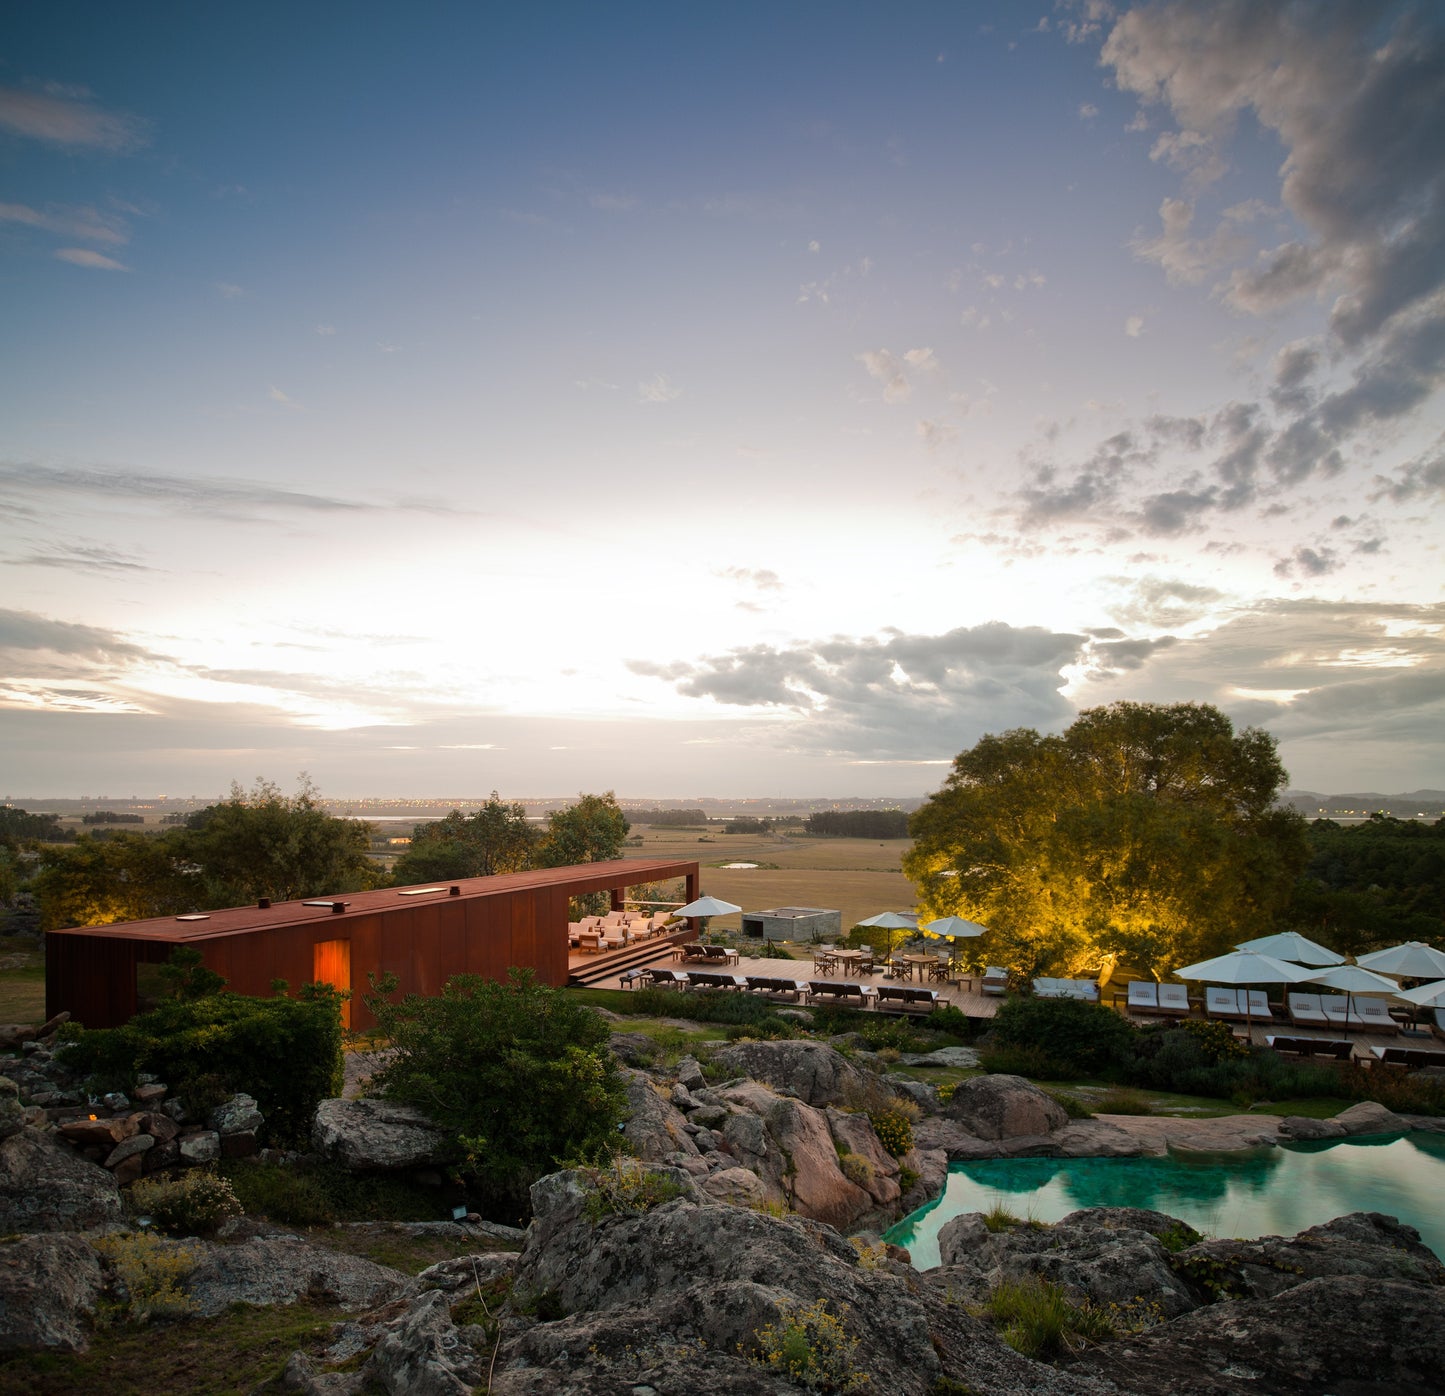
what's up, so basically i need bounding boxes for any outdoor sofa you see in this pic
[1033,978,1100,1003]
[1265,1035,1355,1061]
[980,966,1009,996]
[874,985,939,1015]
[1126,982,1191,1016]
[1205,988,1274,1021]
[744,976,806,1001]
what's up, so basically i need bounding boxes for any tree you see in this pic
[32,831,199,930]
[536,791,630,868]
[904,702,1309,980]
[391,793,538,885]
[364,968,627,1222]
[175,776,379,905]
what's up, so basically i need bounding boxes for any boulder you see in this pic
[1333,1101,1406,1136]
[0,1078,26,1143]
[1277,1115,1348,1141]
[1075,1274,1445,1395]
[699,1166,768,1208]
[312,1098,449,1171]
[944,1074,1069,1140]
[621,1071,699,1161]
[898,1046,981,1069]
[365,1288,488,1396]
[825,1106,902,1210]
[0,1234,105,1352]
[179,1130,221,1164]
[0,1128,124,1232]
[184,1236,410,1317]
[209,1092,264,1136]
[710,1040,875,1108]
[674,1054,707,1093]
[934,1207,1200,1319]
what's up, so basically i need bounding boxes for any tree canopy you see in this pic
[903,702,1308,980]
[536,791,630,868]
[391,793,539,884]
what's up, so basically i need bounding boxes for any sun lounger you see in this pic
[981,966,1009,996]
[1355,1001,1397,1033]
[645,967,689,987]
[1205,987,1247,1020]
[1127,982,1159,1013]
[688,970,745,991]
[875,985,939,1014]
[806,980,870,1007]
[1320,994,1362,1029]
[744,975,805,1001]
[1034,978,1101,1003]
[1157,984,1191,1016]
[1287,993,1329,1027]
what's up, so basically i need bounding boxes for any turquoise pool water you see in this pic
[884,1132,1445,1269]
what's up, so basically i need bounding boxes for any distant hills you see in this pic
[1280,790,1445,818]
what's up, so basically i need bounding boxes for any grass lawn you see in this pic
[0,1301,347,1396]
[0,943,45,1024]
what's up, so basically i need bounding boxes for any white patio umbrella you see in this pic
[1357,941,1445,980]
[1235,930,1343,967]
[1174,949,1314,1037]
[672,894,742,938]
[921,915,989,966]
[1394,979,1445,1009]
[1301,964,1403,1026]
[858,910,918,958]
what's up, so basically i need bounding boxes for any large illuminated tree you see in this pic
[903,702,1309,979]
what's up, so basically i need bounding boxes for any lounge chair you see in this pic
[744,975,804,1001]
[1157,984,1191,1016]
[876,985,939,1014]
[689,970,744,991]
[646,966,689,987]
[1355,1000,1398,1033]
[576,931,603,954]
[806,980,870,1007]
[1127,982,1160,1014]
[1320,994,1358,1029]
[981,966,1009,996]
[1287,993,1329,1027]
[1205,987,1245,1020]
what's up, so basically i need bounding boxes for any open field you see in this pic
[0,943,44,1025]
[628,826,915,932]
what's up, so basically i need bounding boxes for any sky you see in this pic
[2,1,1443,801]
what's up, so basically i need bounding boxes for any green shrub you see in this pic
[92,1232,199,1322]
[365,969,627,1221]
[218,1157,449,1225]
[975,1043,1060,1079]
[838,1152,875,1187]
[751,1297,869,1392]
[1044,1090,1096,1119]
[629,986,776,1025]
[724,1015,798,1041]
[867,1108,913,1158]
[989,997,1136,1076]
[1087,1088,1152,1115]
[126,1171,242,1236]
[581,1155,688,1223]
[921,1004,972,1037]
[59,983,344,1144]
[975,1275,1113,1360]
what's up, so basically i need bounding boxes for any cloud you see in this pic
[1274,545,1341,579]
[637,373,681,404]
[4,542,154,575]
[916,419,958,449]
[1078,102,1099,119]
[214,282,248,299]
[0,83,147,152]
[1106,576,1227,630]
[268,385,300,409]
[1371,439,1445,503]
[715,566,783,592]
[589,192,637,211]
[0,608,161,663]
[629,622,1091,758]
[1124,315,1145,337]
[54,247,129,271]
[315,324,337,335]
[858,348,938,404]
[0,201,128,245]
[0,461,437,521]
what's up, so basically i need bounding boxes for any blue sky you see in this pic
[2,2,1443,799]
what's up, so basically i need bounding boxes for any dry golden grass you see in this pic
[629,826,915,931]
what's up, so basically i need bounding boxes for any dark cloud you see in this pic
[629,622,1092,758]
[1274,546,1341,578]
[1106,576,1225,629]
[0,608,162,663]
[0,461,445,521]
[1371,439,1445,502]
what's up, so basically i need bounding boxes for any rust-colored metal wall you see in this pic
[46,857,696,1029]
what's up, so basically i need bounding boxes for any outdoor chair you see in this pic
[1205,987,1245,1020]
[876,985,939,1014]
[1320,995,1361,1029]
[576,932,603,954]
[1355,1001,1397,1033]
[689,970,744,991]
[981,966,1009,996]
[1157,984,1191,1016]
[1127,982,1159,1014]
[1287,993,1329,1027]
[745,975,804,1001]
[647,967,690,987]
[617,968,649,989]
[806,980,869,1007]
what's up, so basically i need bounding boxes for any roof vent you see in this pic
[449,885,461,896]
[258,898,271,909]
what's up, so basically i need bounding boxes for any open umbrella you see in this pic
[1175,949,1313,1038]
[922,916,988,967]
[673,894,742,940]
[1302,964,1402,1029]
[1235,931,1343,967]
[1357,941,1445,980]
[1394,979,1445,1009]
[858,911,918,959]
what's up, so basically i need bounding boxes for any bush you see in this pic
[365,969,627,1222]
[629,986,777,1026]
[751,1297,869,1392]
[581,1155,688,1222]
[921,1003,973,1037]
[838,1152,875,1187]
[92,1232,199,1322]
[867,1108,914,1158]
[219,1157,449,1225]
[990,997,1137,1076]
[1124,1024,1340,1103]
[126,1171,242,1236]
[975,1275,1113,1360]
[59,983,344,1144]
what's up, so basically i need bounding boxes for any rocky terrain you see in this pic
[2,1021,1444,1394]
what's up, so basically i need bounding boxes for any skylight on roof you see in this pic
[397,887,449,896]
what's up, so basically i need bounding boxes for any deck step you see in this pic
[568,928,691,986]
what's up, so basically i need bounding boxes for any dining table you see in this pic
[897,954,939,982]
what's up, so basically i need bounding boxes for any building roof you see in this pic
[45,856,700,943]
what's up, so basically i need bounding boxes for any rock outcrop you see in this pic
[184,1235,411,1317]
[0,1234,105,1352]
[0,1128,124,1233]
[710,1039,877,1107]
[311,1097,449,1171]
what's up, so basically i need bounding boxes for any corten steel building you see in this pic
[46,856,700,1031]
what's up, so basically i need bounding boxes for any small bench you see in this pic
[1369,1044,1445,1071]
[806,981,870,1007]
[1265,1035,1354,1061]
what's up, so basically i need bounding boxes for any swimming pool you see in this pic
[884,1131,1445,1269]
